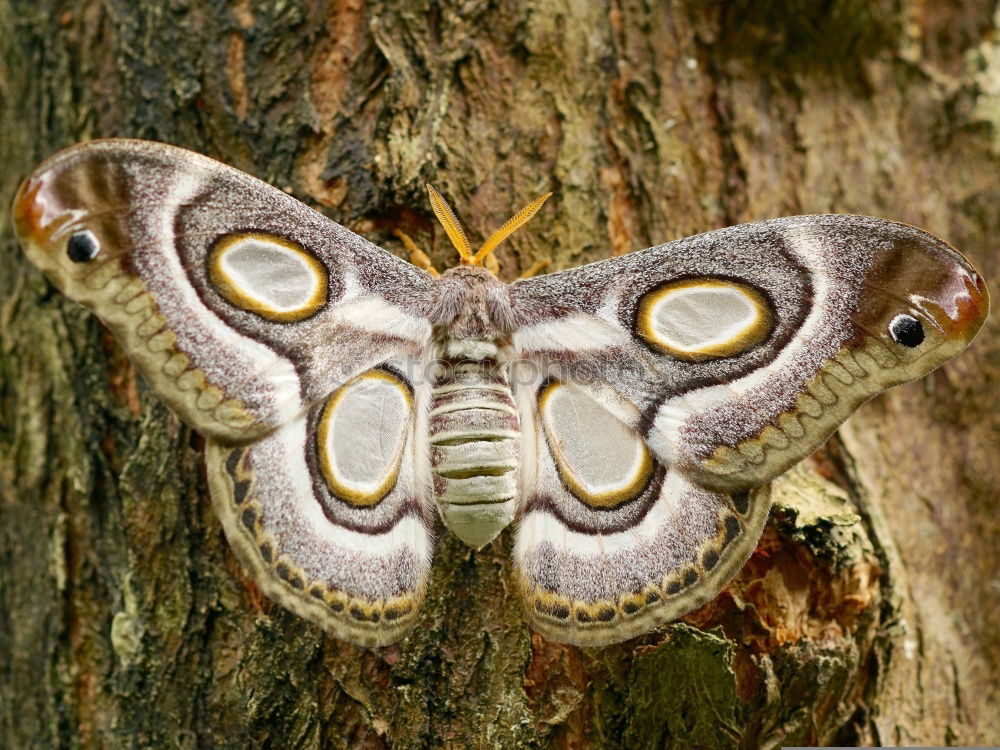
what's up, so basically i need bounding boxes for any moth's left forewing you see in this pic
[13,140,434,442]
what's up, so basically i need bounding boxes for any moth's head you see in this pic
[848,218,989,380]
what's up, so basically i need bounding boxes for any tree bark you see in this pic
[1,1,998,747]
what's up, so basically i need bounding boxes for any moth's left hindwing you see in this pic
[206,358,433,646]
[14,140,437,645]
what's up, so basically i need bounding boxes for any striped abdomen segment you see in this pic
[429,359,520,549]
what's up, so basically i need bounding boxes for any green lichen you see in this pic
[620,625,742,749]
[966,7,1000,156]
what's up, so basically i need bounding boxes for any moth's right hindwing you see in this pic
[513,378,769,646]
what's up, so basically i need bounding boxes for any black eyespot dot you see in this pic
[889,314,924,348]
[383,605,403,621]
[67,230,100,263]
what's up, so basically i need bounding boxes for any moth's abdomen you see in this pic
[429,359,520,549]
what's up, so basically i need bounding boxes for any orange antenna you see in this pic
[473,192,552,264]
[425,184,551,268]
[426,184,474,263]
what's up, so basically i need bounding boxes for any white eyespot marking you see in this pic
[538,382,652,507]
[208,233,328,322]
[637,279,772,361]
[317,371,412,507]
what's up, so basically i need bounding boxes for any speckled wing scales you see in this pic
[510,215,987,645]
[13,139,434,442]
[511,216,988,491]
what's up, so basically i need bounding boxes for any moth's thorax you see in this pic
[429,264,516,341]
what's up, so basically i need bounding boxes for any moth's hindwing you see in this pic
[13,139,434,442]
[513,379,769,645]
[205,362,433,646]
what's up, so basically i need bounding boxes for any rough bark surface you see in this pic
[1,1,997,747]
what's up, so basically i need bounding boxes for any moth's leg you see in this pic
[393,229,440,277]
[519,258,550,279]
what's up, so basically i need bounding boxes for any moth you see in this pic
[13,140,988,647]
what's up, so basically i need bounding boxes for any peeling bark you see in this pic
[1,1,998,747]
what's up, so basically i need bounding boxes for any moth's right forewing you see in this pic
[510,215,988,492]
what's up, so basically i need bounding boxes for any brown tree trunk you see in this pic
[1,1,998,747]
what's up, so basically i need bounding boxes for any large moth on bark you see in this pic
[13,140,988,647]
